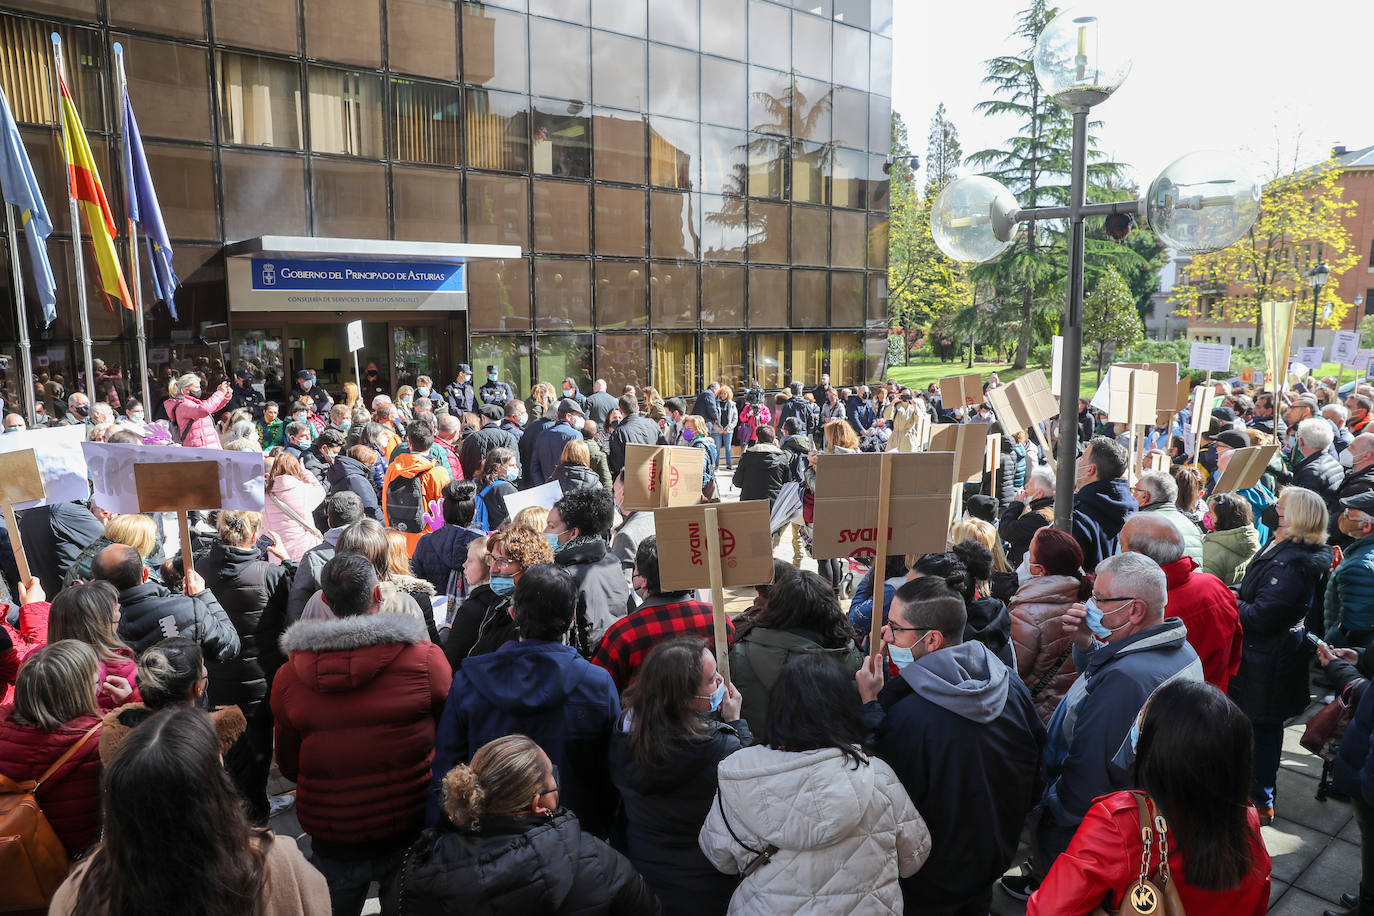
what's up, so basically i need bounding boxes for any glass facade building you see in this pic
[0,0,892,404]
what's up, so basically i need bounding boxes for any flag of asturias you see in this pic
[0,87,58,325]
[120,88,179,320]
[57,73,132,311]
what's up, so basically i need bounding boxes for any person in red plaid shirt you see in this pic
[592,536,733,692]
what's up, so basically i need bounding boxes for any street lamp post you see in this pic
[929,7,1260,532]
[1308,261,1330,347]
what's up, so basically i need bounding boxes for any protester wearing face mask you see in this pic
[1069,436,1137,573]
[1334,433,1374,544]
[529,398,586,488]
[443,526,551,667]
[546,487,629,655]
[858,576,1042,916]
[289,368,332,416]
[998,552,1202,901]
[1008,527,1093,724]
[60,392,91,426]
[164,373,232,449]
[114,400,146,433]
[679,415,718,499]
[1200,491,1262,587]
[472,447,519,531]
[3,411,26,433]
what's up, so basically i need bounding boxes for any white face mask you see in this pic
[1341,448,1356,469]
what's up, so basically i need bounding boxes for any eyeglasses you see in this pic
[1091,594,1138,610]
[883,622,933,635]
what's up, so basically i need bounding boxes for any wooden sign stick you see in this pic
[3,503,30,582]
[703,506,730,686]
[1031,421,1056,473]
[870,451,893,659]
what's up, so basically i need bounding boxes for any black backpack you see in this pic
[386,472,427,533]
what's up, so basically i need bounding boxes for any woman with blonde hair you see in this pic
[48,580,140,713]
[510,504,549,537]
[195,509,293,821]
[385,526,438,611]
[1229,485,1332,823]
[949,516,1018,603]
[62,513,163,589]
[823,417,860,454]
[555,437,602,493]
[343,380,360,410]
[263,452,326,562]
[387,735,657,914]
[0,641,110,866]
[681,415,718,497]
[163,372,232,449]
[526,381,556,423]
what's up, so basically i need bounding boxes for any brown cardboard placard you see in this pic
[938,372,983,411]
[929,423,985,482]
[1120,362,1184,425]
[622,443,705,512]
[983,434,1001,499]
[811,452,958,559]
[653,500,774,592]
[134,461,223,512]
[0,449,46,581]
[986,369,1057,437]
[1106,368,1158,425]
[1145,451,1170,474]
[1212,445,1278,494]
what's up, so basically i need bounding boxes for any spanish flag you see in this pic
[57,73,132,310]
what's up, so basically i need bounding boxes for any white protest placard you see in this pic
[82,442,266,514]
[502,480,562,519]
[347,320,364,352]
[1295,346,1324,370]
[1289,359,1309,379]
[1188,342,1232,373]
[1332,331,1361,367]
[1354,348,1374,372]
[1051,335,1063,388]
[0,425,90,508]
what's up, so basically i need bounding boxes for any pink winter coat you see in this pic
[264,474,326,562]
[96,647,142,712]
[164,388,232,449]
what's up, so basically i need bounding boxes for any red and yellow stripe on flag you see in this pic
[57,74,131,311]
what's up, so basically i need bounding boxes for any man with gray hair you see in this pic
[999,465,1057,566]
[1002,550,1203,900]
[1326,490,1374,648]
[1121,513,1241,690]
[1334,433,1374,542]
[1322,402,1353,455]
[1292,415,1343,514]
[1130,470,1202,565]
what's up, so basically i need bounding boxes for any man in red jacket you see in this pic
[271,554,451,916]
[1121,514,1242,691]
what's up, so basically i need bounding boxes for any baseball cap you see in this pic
[457,363,471,374]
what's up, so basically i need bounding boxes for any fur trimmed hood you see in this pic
[281,611,429,654]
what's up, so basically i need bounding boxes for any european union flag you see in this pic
[0,86,57,325]
[121,89,179,320]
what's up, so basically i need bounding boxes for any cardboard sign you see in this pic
[1295,346,1324,370]
[1145,451,1170,474]
[938,373,983,411]
[811,452,957,560]
[1118,362,1183,425]
[1188,342,1232,373]
[83,442,266,514]
[1212,445,1278,494]
[653,500,774,591]
[134,460,223,512]
[1188,385,1213,439]
[0,425,90,508]
[1333,331,1361,367]
[929,423,986,482]
[622,443,704,511]
[0,449,44,581]
[1106,368,1158,425]
[503,480,562,518]
[985,369,1058,436]
[148,347,170,363]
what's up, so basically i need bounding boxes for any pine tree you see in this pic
[925,102,962,196]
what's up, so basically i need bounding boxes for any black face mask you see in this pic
[74,405,90,418]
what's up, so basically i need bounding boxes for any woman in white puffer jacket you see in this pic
[699,654,930,915]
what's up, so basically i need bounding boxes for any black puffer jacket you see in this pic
[609,719,751,916]
[555,463,603,494]
[1228,537,1333,724]
[325,455,381,520]
[966,595,1015,670]
[196,542,292,717]
[18,501,103,597]
[444,586,514,668]
[1292,449,1344,515]
[113,581,241,662]
[386,810,661,916]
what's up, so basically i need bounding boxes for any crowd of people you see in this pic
[1,360,1373,916]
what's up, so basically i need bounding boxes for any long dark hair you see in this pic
[621,637,713,767]
[750,570,857,649]
[1133,679,1255,891]
[73,707,268,916]
[767,654,867,769]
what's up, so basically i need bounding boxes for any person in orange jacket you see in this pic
[383,423,452,553]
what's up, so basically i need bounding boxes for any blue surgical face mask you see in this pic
[130,411,144,423]
[697,680,726,713]
[888,643,916,670]
[339,420,352,432]
[488,373,498,382]
[489,574,515,596]
[506,465,520,481]
[546,532,562,550]
[1084,598,1131,642]
[1129,720,1141,752]
[416,387,430,398]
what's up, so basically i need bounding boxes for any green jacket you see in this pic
[728,626,862,744]
[1200,524,1261,587]
[586,439,613,489]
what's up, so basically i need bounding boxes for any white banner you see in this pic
[82,442,266,514]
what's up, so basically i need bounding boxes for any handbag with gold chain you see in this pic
[1092,792,1187,916]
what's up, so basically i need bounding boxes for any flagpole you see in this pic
[111,44,151,415]
[51,34,96,405]
[2,202,36,426]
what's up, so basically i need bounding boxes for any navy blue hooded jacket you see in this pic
[411,524,484,595]
[428,639,620,837]
[1071,477,1137,572]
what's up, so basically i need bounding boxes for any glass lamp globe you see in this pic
[1033,8,1133,108]
[930,176,1020,264]
[1146,151,1261,253]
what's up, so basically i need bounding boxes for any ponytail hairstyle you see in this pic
[136,638,204,710]
[441,735,548,830]
[1028,527,1093,600]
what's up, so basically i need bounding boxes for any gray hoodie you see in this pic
[899,640,1008,724]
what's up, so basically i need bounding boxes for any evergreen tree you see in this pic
[1083,266,1144,382]
[925,102,962,196]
